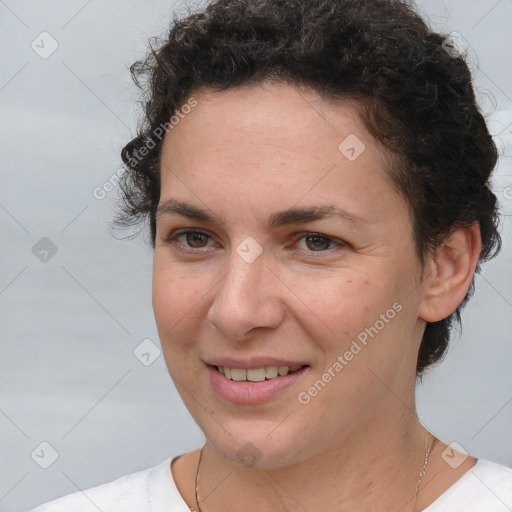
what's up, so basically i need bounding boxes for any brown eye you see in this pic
[185,231,209,248]
[292,232,347,257]
[304,234,332,251]
[165,229,214,252]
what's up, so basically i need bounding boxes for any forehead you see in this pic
[162,82,391,175]
[158,82,404,227]
[171,83,371,150]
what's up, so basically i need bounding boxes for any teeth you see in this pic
[230,368,247,381]
[247,368,266,382]
[265,366,278,378]
[278,366,289,376]
[216,365,304,381]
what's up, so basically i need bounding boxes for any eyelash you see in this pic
[164,229,346,257]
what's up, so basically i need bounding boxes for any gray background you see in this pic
[0,0,511,510]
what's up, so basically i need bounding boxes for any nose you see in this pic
[207,246,285,342]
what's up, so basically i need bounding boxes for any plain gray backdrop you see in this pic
[1,0,511,510]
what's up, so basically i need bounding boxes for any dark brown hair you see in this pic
[117,0,502,376]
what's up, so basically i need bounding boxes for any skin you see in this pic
[152,81,481,512]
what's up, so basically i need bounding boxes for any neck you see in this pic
[196,403,432,512]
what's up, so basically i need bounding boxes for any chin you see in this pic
[204,426,312,471]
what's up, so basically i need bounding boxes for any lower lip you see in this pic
[207,365,309,405]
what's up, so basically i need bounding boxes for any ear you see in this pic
[418,222,482,323]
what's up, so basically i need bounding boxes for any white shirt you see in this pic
[29,455,512,511]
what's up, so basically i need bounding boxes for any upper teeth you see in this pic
[217,365,303,382]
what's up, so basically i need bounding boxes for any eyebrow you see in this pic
[156,199,367,228]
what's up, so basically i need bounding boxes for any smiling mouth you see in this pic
[211,364,309,382]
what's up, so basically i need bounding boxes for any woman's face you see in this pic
[153,82,429,468]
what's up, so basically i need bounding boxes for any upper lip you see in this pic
[205,357,308,369]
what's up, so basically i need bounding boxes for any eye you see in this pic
[164,229,346,256]
[165,229,215,252]
[293,232,345,254]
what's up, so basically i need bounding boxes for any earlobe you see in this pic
[418,222,482,323]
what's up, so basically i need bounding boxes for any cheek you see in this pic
[152,271,205,383]
[152,259,208,347]
[288,269,412,371]
[286,272,384,340]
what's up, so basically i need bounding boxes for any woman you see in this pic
[31,0,511,510]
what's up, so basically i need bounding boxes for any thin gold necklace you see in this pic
[194,435,438,511]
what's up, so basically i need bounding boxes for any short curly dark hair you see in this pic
[117,0,502,377]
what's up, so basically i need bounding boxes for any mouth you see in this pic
[210,364,308,382]
[206,363,310,405]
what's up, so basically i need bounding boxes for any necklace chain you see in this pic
[416,436,438,498]
[194,435,437,512]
